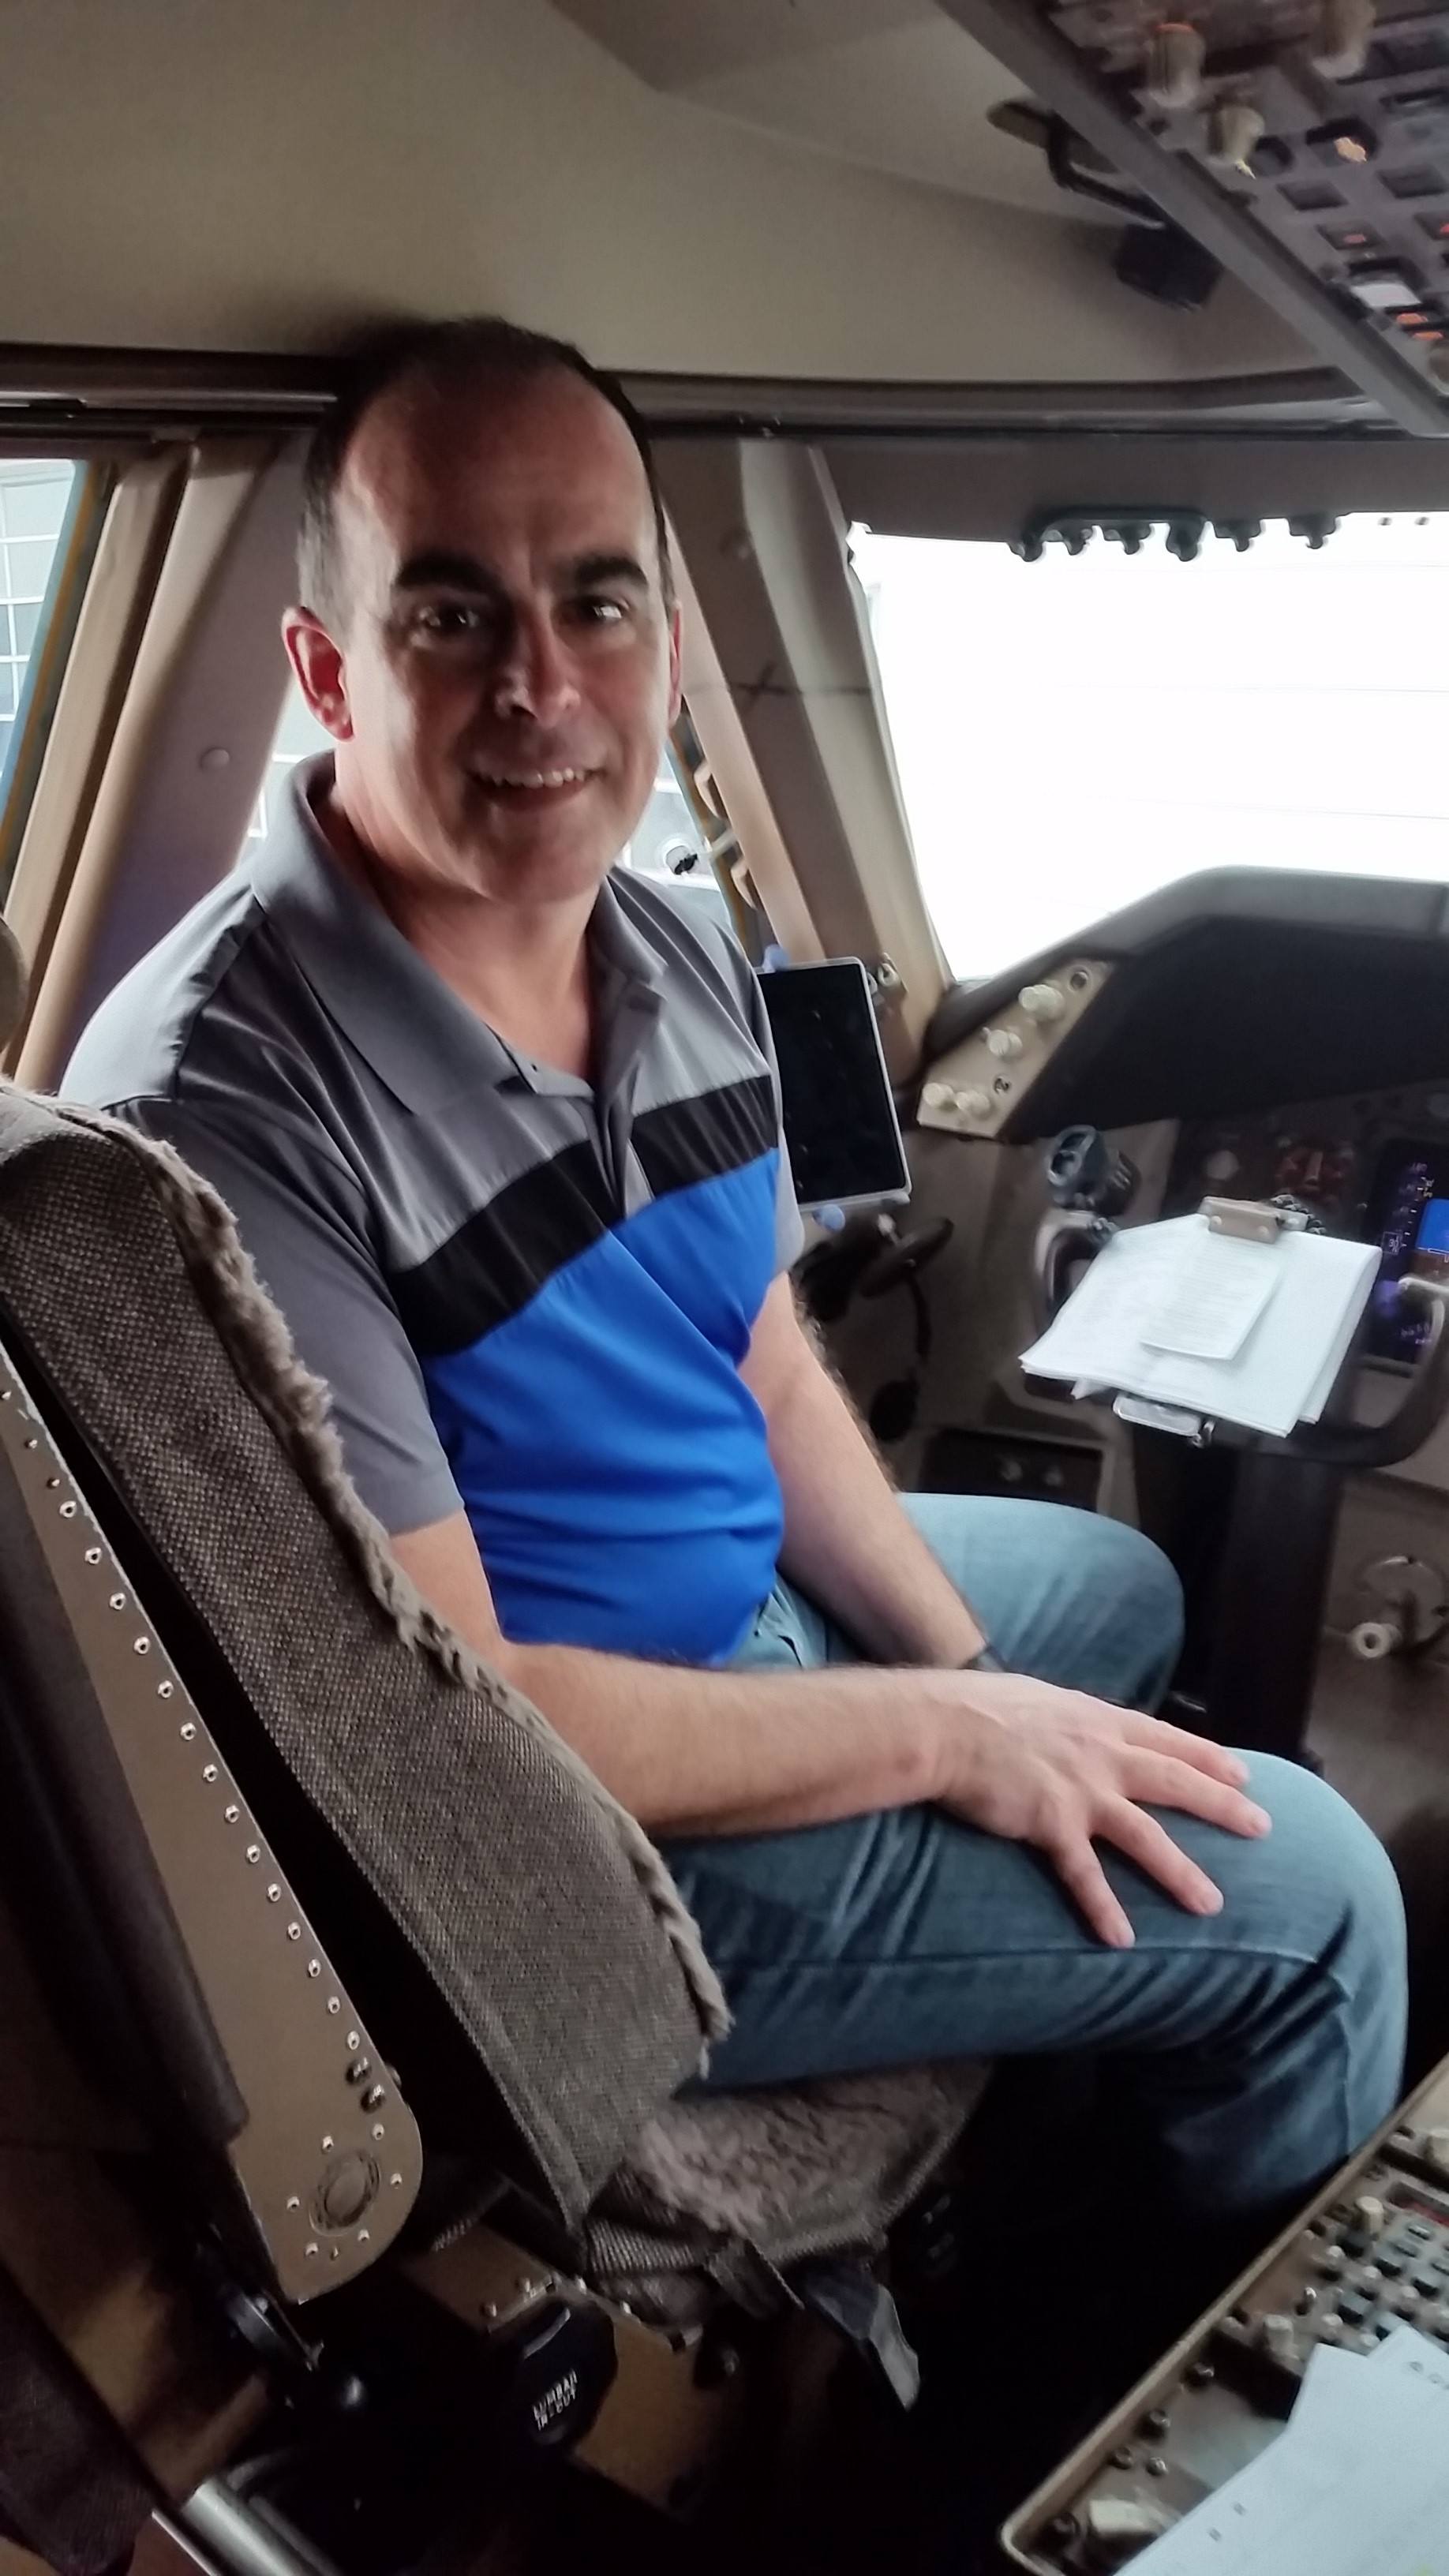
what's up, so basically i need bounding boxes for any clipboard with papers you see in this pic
[1020,1202,1384,1443]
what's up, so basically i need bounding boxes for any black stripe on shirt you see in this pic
[631,1073,776,1203]
[390,1073,780,1357]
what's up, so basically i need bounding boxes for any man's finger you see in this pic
[1120,1713,1252,1787]
[1099,1799,1225,1916]
[1121,1752,1271,1840]
[1046,1830,1136,1949]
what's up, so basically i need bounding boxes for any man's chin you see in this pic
[459,831,620,907]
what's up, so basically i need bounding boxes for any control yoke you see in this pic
[1033,1126,1449,1470]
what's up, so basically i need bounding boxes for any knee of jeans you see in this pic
[1241,1753,1408,1988]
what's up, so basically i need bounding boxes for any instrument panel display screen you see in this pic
[1365,1138,1449,1363]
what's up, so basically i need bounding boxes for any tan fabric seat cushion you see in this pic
[588,2061,990,2315]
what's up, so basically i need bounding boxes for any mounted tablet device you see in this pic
[759,958,910,1214]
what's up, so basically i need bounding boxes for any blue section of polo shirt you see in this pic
[421,1155,784,1664]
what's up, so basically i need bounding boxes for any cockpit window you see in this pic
[0,459,82,899]
[852,514,1449,981]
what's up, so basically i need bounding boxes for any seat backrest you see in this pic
[0,1084,723,2236]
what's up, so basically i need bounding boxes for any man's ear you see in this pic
[282,607,354,740]
[666,601,683,727]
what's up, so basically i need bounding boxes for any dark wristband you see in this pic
[961,1643,1005,1674]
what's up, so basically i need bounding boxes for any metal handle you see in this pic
[1282,1277,1449,1470]
[1032,1209,1115,1333]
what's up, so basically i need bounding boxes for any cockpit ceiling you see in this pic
[0,0,1309,389]
[552,1,1073,218]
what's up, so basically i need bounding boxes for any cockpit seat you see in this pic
[0,1042,986,2570]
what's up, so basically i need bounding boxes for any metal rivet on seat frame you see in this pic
[84,1548,101,1565]
[307,1960,321,1979]
[361,2084,386,2111]
[223,1805,239,1823]
[45,1477,60,1491]
[58,1501,76,1518]
[266,1885,281,1904]
[346,2031,360,2051]
[286,2196,301,2212]
[22,1436,36,1450]
[327,1998,340,2016]
[202,1765,218,1784]
[357,2230,370,2245]
[180,1723,197,1741]
[320,2135,334,2153]
[109,1593,125,1611]
[389,2173,402,2188]
[245,1846,260,1864]
[157,1680,174,1698]
[286,1923,301,1941]
[305,2244,319,2260]
[372,2124,385,2142]
[133,1637,149,1654]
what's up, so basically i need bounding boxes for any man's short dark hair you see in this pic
[298,314,673,625]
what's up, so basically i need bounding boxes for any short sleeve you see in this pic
[716,941,805,1275]
[110,1095,464,1540]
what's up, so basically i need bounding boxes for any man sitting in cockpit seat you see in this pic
[66,317,1406,2342]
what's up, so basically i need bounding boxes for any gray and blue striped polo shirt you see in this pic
[65,755,803,1666]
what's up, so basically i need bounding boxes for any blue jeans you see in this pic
[661,1496,1407,2219]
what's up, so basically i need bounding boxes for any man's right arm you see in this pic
[394,1511,1271,1952]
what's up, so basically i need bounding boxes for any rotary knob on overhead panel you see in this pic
[983,1027,1024,1060]
[1312,0,1376,80]
[1208,99,1267,173]
[1143,20,1207,110]
[1421,2126,1449,2173]
[1019,981,1066,1023]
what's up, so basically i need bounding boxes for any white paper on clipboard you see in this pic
[1140,1229,1281,1362]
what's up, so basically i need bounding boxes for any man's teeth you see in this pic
[480,768,587,789]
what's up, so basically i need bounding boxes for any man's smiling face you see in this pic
[286,365,681,908]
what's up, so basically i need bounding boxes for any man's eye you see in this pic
[413,602,486,638]
[572,595,627,627]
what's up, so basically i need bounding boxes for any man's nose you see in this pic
[490,610,579,727]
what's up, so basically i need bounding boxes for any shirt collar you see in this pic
[246,754,665,1115]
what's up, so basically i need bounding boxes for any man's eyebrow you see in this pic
[566,552,650,592]
[393,549,500,594]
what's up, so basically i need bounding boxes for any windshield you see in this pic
[852,514,1449,983]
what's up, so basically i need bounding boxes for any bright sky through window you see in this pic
[852,515,1449,982]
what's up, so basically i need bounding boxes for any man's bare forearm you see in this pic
[505,1638,944,1833]
[763,1335,986,1665]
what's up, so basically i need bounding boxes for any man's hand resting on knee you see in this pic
[930,1673,1268,1948]
[393,1514,1270,1950]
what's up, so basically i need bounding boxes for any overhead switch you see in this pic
[983,1028,1024,1061]
[1208,100,1267,173]
[1421,2126,1449,2172]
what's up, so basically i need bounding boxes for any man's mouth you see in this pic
[473,766,594,796]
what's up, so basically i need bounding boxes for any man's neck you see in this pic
[319,788,597,1080]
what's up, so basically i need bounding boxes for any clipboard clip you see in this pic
[1201,1194,1316,1245]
